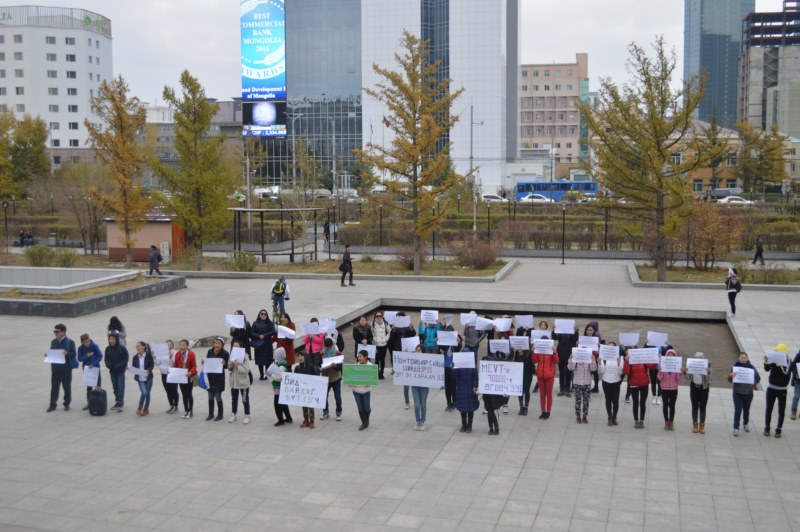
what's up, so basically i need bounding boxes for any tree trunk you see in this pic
[412,193,421,275]
[656,192,666,282]
[195,244,203,271]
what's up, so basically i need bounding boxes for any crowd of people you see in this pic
[44,310,795,439]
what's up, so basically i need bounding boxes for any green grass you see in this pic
[636,265,800,285]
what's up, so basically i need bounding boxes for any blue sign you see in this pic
[240,0,286,102]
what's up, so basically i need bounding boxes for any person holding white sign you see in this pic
[388,312,417,409]
[482,351,505,435]
[228,340,253,425]
[203,338,229,421]
[352,315,374,359]
[104,331,128,413]
[532,332,558,419]
[228,310,251,360]
[463,316,489,358]
[453,348,479,433]
[174,339,197,419]
[77,333,103,411]
[763,344,791,438]
[598,342,623,426]
[154,340,179,414]
[623,349,658,429]
[131,342,155,417]
[568,349,597,424]
[683,352,711,434]
[727,353,761,436]
[320,338,343,421]
[275,313,297,366]
[555,326,578,398]
[45,323,77,413]
[583,321,602,393]
[250,309,275,381]
[657,349,681,431]
[293,351,320,428]
[270,347,293,426]
[371,312,391,380]
[419,316,443,354]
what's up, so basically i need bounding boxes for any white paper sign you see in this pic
[554,319,575,334]
[44,349,66,364]
[279,373,329,407]
[732,366,755,384]
[599,344,620,362]
[460,312,477,326]
[393,315,412,328]
[489,339,510,355]
[358,344,377,359]
[453,351,475,369]
[319,318,337,334]
[300,322,320,335]
[229,347,246,364]
[401,335,420,352]
[478,360,524,396]
[514,315,534,329]
[619,332,640,347]
[647,331,669,347]
[492,318,513,332]
[265,362,281,377]
[443,314,454,327]
[659,356,683,373]
[226,314,245,329]
[151,343,170,361]
[766,351,789,366]
[392,352,445,387]
[321,355,344,369]
[127,365,148,379]
[686,358,709,375]
[420,309,439,323]
[509,336,531,351]
[82,366,100,387]
[475,317,494,331]
[627,348,660,365]
[277,326,296,339]
[383,311,398,325]
[203,357,224,374]
[532,330,551,340]
[436,330,458,346]
[578,336,599,350]
[167,367,188,384]
[571,347,593,364]
[533,339,554,354]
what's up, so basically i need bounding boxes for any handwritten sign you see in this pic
[554,319,575,334]
[489,339,510,355]
[436,331,458,346]
[82,366,99,388]
[229,347,246,365]
[300,322,319,335]
[571,347,593,365]
[343,364,379,386]
[533,339,554,355]
[167,367,188,384]
[732,366,755,384]
[492,318,513,332]
[578,336,599,350]
[619,332,640,347]
[659,356,683,373]
[514,315,534,329]
[475,317,494,331]
[420,309,439,323]
[478,360,524,396]
[392,352,445,388]
[509,336,531,351]
[453,351,475,369]
[460,312,477,326]
[599,344,620,362]
[627,348,659,365]
[279,373,329,407]
[686,358,709,375]
[226,314,245,329]
[766,351,789,366]
[646,331,668,347]
[532,330,551,340]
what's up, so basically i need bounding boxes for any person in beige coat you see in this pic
[228,340,252,425]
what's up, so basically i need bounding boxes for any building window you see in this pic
[15,104,25,112]
[95,57,100,65]
[546,113,554,121]
[533,70,539,77]
[69,139,79,147]
[70,155,80,164]
[555,142,561,148]
[0,52,4,60]
[522,85,528,91]
[50,122,59,130]
[693,179,703,192]
[66,71,77,79]
[555,155,561,163]
[522,70,528,77]
[727,179,736,188]
[546,127,554,135]
[88,38,92,46]
[67,88,77,96]
[566,142,573,148]
[0,105,6,112]
[47,70,57,78]
[533,85,539,91]
[567,84,573,90]
[569,127,577,135]
[88,55,92,63]
[49,105,59,112]
[0,36,4,44]
[544,85,550,91]
[521,97,534,109]
[567,155,573,163]
[51,139,60,147]
[535,127,543,136]
[671,152,683,164]
[66,54,76,62]
[15,87,23,95]
[68,122,78,130]
[89,73,93,80]
[558,112,565,121]
[13,52,22,60]
[0,70,5,78]
[567,69,573,76]
[544,70,550,77]
[68,105,78,112]
[46,53,56,61]
[53,155,61,165]
[13,35,22,44]
[46,36,56,44]
[726,152,737,166]
[65,37,75,45]
[0,88,5,96]
[96,40,100,48]
[555,84,561,91]
[556,69,561,76]
[557,127,566,135]
[14,69,23,78]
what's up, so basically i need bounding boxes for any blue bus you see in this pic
[514,180,598,202]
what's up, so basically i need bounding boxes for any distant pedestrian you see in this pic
[148,245,163,275]
[45,323,77,412]
[323,221,330,243]
[725,267,742,316]
[339,244,354,286]
[270,275,289,316]
[752,236,765,265]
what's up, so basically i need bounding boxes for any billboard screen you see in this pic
[242,101,287,137]
[240,0,286,102]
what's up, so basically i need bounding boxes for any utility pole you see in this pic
[470,105,483,234]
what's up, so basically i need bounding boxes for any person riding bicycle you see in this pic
[271,275,290,316]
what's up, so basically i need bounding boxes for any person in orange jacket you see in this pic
[532,334,558,420]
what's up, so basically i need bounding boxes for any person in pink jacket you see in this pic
[657,348,682,430]
[303,317,326,369]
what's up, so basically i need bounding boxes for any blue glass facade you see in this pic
[421,0,450,152]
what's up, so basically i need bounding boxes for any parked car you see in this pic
[481,193,509,203]
[717,195,753,205]
[518,193,554,204]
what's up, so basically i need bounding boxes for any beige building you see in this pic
[519,53,589,167]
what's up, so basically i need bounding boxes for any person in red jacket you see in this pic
[623,352,657,429]
[174,339,198,419]
[532,335,558,419]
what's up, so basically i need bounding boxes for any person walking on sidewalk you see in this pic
[763,344,791,438]
[148,245,163,275]
[725,268,742,316]
[752,236,765,265]
[339,244,355,286]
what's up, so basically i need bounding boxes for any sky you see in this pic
[23,0,786,102]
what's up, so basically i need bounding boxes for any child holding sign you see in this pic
[657,349,681,431]
[727,353,761,437]
[350,350,373,430]
[568,349,597,424]
[270,347,293,426]
[293,351,319,428]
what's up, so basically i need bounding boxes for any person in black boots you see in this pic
[555,325,578,397]
[204,338,229,421]
[454,347,479,433]
[764,344,792,438]
[45,323,77,412]
[104,331,128,412]
[482,351,504,435]
[339,244,354,286]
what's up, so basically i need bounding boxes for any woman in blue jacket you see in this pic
[453,348,479,433]
[131,341,154,416]
[418,318,442,354]
[78,333,103,410]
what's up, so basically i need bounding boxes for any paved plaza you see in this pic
[1,258,800,531]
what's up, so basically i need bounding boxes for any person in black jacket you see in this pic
[555,326,578,397]
[229,310,251,359]
[388,312,417,409]
[131,341,155,416]
[294,351,320,428]
[764,344,792,438]
[250,309,275,380]
[725,268,742,316]
[204,338,230,421]
[791,348,800,420]
[104,331,129,412]
[352,316,373,359]
[46,323,77,412]
[340,244,354,286]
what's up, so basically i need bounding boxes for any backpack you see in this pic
[272,281,285,296]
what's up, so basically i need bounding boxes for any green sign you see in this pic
[343,364,378,386]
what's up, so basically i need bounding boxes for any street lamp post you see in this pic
[469,105,484,235]
[288,112,304,184]
[50,194,54,217]
[561,205,566,265]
